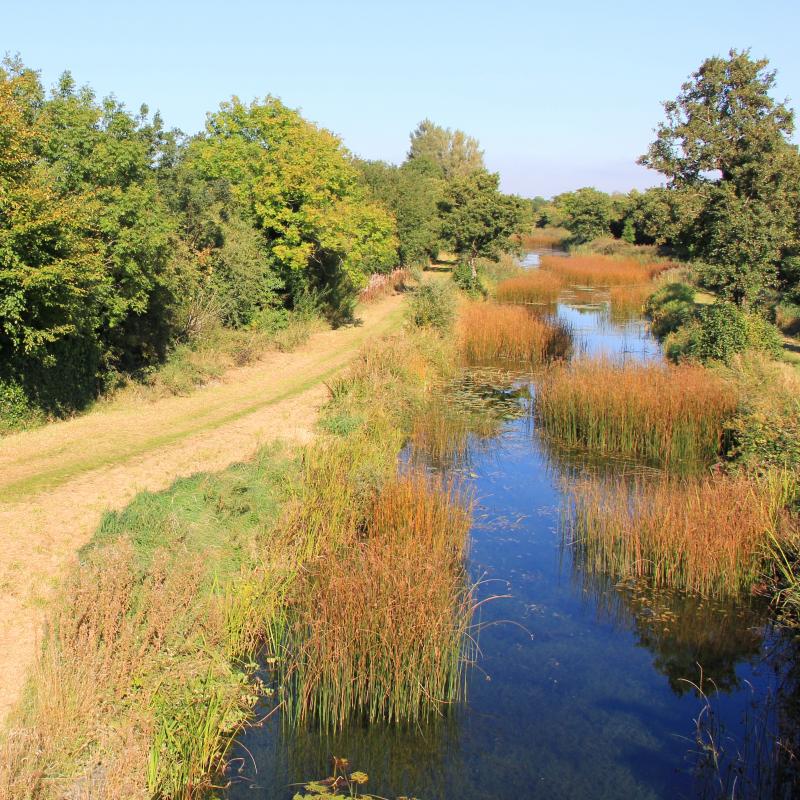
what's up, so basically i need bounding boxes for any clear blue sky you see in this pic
[4,0,799,197]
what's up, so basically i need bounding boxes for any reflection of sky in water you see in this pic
[225,258,791,800]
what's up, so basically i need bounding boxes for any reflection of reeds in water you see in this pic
[494,271,565,305]
[277,469,475,730]
[541,254,669,286]
[576,572,766,695]
[458,302,572,367]
[564,471,797,598]
[534,360,738,467]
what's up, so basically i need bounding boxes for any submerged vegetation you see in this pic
[534,359,738,467]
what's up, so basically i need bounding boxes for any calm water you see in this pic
[225,258,799,799]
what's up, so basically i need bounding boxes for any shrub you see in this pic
[452,260,486,296]
[406,282,457,332]
[0,380,45,434]
[644,282,696,338]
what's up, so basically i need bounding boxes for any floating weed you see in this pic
[564,470,799,597]
[494,271,565,305]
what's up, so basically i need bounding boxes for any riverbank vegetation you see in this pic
[457,302,572,366]
[534,360,738,468]
[494,270,564,304]
[0,57,525,434]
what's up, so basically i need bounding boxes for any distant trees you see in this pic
[407,119,485,179]
[640,49,800,307]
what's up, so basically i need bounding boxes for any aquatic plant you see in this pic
[457,302,572,366]
[494,270,565,305]
[534,359,738,467]
[276,469,475,730]
[540,254,669,286]
[608,283,656,323]
[564,470,798,597]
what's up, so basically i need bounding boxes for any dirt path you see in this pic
[0,293,405,723]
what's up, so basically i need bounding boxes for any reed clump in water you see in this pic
[278,469,475,730]
[494,271,565,305]
[457,302,572,366]
[534,359,738,467]
[608,283,657,323]
[540,254,669,286]
[565,470,798,597]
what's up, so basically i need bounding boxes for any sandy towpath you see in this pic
[0,293,404,724]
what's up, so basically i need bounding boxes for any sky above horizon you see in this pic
[4,1,799,197]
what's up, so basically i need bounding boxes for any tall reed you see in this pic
[276,469,475,730]
[457,302,572,366]
[494,270,565,305]
[608,283,656,322]
[565,470,798,597]
[540,254,668,286]
[535,359,738,467]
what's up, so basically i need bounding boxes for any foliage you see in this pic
[438,169,525,276]
[406,281,457,332]
[644,282,697,338]
[189,96,398,314]
[640,49,800,307]
[357,158,443,266]
[407,118,485,180]
[553,187,616,244]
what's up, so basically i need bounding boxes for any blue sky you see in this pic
[4,1,799,197]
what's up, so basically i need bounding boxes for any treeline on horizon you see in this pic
[0,55,525,423]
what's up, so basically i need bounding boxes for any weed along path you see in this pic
[0,293,405,724]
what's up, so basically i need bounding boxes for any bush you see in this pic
[645,282,696,339]
[406,282,457,332]
[452,260,486,296]
[665,301,783,364]
[0,380,45,434]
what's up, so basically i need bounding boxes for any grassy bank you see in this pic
[1,295,493,797]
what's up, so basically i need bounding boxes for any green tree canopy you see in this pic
[189,97,398,313]
[639,49,800,306]
[438,169,525,276]
[407,119,485,180]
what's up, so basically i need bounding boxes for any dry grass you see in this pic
[565,470,798,597]
[359,268,411,303]
[494,271,565,305]
[540,254,670,286]
[277,468,475,730]
[608,283,657,323]
[457,302,573,367]
[515,227,570,249]
[535,360,738,467]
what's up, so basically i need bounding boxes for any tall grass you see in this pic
[358,268,411,303]
[535,360,738,467]
[276,469,474,730]
[494,270,565,305]
[608,283,656,323]
[514,227,570,249]
[540,254,669,286]
[565,470,798,597]
[457,302,572,367]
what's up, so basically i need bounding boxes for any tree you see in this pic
[356,158,443,265]
[639,49,800,306]
[189,97,397,314]
[553,187,614,243]
[407,119,485,180]
[438,169,525,278]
